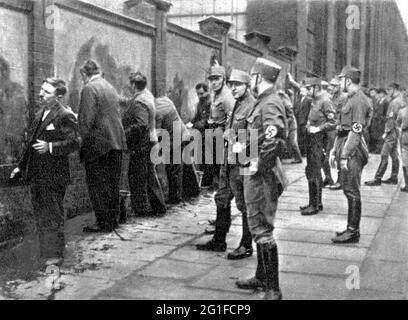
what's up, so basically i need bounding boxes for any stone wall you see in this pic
[0,0,293,246]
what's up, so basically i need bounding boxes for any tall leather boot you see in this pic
[196,206,229,252]
[235,244,265,290]
[383,157,400,184]
[336,198,352,236]
[300,181,314,211]
[301,180,319,216]
[317,178,323,210]
[366,158,388,186]
[260,242,282,300]
[401,167,408,192]
[332,199,360,244]
[228,211,253,260]
[323,161,334,187]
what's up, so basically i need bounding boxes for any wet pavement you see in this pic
[0,154,407,300]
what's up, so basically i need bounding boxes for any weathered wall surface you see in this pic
[0,7,29,165]
[0,5,30,244]
[226,43,259,74]
[54,8,154,113]
[0,0,294,247]
[166,27,220,122]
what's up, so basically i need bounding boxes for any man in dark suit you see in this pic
[78,60,127,233]
[294,86,312,156]
[10,78,79,266]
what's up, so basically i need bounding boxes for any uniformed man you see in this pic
[330,66,371,244]
[121,72,166,216]
[328,77,348,191]
[206,65,235,189]
[365,83,406,186]
[196,69,255,260]
[300,78,337,216]
[235,58,287,300]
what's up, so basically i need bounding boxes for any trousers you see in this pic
[85,150,122,229]
[31,184,66,259]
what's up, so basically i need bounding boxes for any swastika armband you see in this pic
[327,112,335,120]
[265,125,278,139]
[352,123,363,134]
[388,112,394,118]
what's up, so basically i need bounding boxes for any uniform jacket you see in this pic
[209,86,235,128]
[192,95,211,132]
[332,91,348,117]
[397,106,408,149]
[384,93,406,142]
[78,75,127,162]
[224,92,256,165]
[294,95,312,128]
[246,87,288,194]
[19,100,79,187]
[335,89,371,161]
[307,91,337,132]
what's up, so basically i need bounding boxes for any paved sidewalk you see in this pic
[0,155,407,300]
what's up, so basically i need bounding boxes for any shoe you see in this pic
[259,243,282,300]
[227,246,253,260]
[331,229,360,244]
[235,277,265,290]
[83,225,112,233]
[323,178,335,187]
[401,186,408,193]
[335,229,348,237]
[166,198,182,205]
[300,204,323,211]
[264,289,283,300]
[301,206,319,216]
[365,179,382,186]
[329,182,342,190]
[196,240,226,252]
[382,178,398,185]
[45,257,63,267]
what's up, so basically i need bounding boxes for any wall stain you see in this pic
[0,55,28,165]
[67,37,135,113]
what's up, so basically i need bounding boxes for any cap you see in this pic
[378,87,387,94]
[339,66,361,80]
[129,71,147,83]
[251,58,281,83]
[304,77,322,87]
[329,78,340,86]
[208,65,226,79]
[388,82,400,90]
[228,69,251,84]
